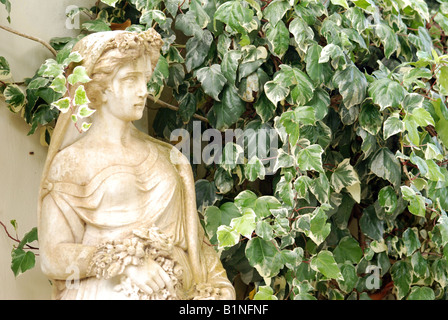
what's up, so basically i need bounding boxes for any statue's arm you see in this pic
[39,194,96,280]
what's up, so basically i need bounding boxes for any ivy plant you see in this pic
[2,0,448,300]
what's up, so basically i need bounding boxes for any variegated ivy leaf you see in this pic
[245,156,266,182]
[77,104,96,119]
[100,0,119,7]
[81,122,92,132]
[62,51,83,68]
[296,144,324,173]
[330,159,361,203]
[74,85,90,106]
[51,97,71,113]
[50,75,67,95]
[265,20,290,59]
[67,66,91,85]
[214,0,254,35]
[38,59,64,78]
[195,64,227,101]
[368,77,406,111]
[0,56,11,80]
[310,250,344,281]
[333,64,367,109]
[4,84,26,113]
[140,9,167,26]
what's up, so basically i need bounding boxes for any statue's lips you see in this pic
[134,102,145,108]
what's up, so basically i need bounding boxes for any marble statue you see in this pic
[37,29,235,300]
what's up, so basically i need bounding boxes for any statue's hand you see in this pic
[124,258,174,295]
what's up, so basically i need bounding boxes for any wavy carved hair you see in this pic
[67,30,163,109]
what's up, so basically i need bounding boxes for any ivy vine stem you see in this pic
[0,24,57,57]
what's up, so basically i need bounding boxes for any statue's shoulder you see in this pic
[47,141,98,184]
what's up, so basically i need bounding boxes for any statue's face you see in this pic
[102,56,151,122]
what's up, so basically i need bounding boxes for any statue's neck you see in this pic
[87,110,134,147]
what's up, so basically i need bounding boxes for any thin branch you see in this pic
[0,24,57,57]
[147,95,209,123]
[0,220,39,250]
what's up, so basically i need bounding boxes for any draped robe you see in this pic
[40,137,234,300]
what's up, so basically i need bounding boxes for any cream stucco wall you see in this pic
[0,0,151,299]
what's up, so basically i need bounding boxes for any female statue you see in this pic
[37,29,235,300]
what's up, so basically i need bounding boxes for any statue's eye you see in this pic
[124,76,137,82]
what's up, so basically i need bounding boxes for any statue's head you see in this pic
[67,29,163,110]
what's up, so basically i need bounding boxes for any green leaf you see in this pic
[254,93,276,123]
[265,21,290,59]
[74,85,90,106]
[234,190,258,209]
[38,59,64,78]
[275,65,315,106]
[296,144,324,173]
[305,43,333,85]
[50,75,67,95]
[435,212,448,246]
[214,0,253,35]
[82,19,111,32]
[214,167,234,194]
[67,66,91,85]
[330,158,360,194]
[378,186,398,213]
[391,260,412,299]
[407,287,435,300]
[185,30,213,72]
[368,78,406,111]
[245,237,284,278]
[100,0,119,6]
[220,142,244,172]
[400,186,426,217]
[195,64,227,101]
[221,50,242,87]
[195,179,223,213]
[264,80,289,106]
[77,104,96,119]
[51,97,71,113]
[11,249,35,277]
[375,23,398,59]
[383,113,404,140]
[289,16,314,53]
[411,251,429,278]
[330,0,349,9]
[334,236,363,264]
[140,9,167,25]
[359,101,383,135]
[4,84,26,113]
[369,147,401,187]
[216,225,240,249]
[310,250,343,280]
[359,206,384,241]
[230,208,257,239]
[207,85,246,131]
[204,202,241,241]
[245,156,266,182]
[333,64,367,109]
[438,66,448,93]
[337,263,358,293]
[402,228,421,256]
[263,0,290,25]
[308,207,332,246]
[178,92,197,123]
[62,51,83,67]
[0,56,11,80]
[253,285,278,300]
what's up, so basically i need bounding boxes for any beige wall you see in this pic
[0,0,154,299]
